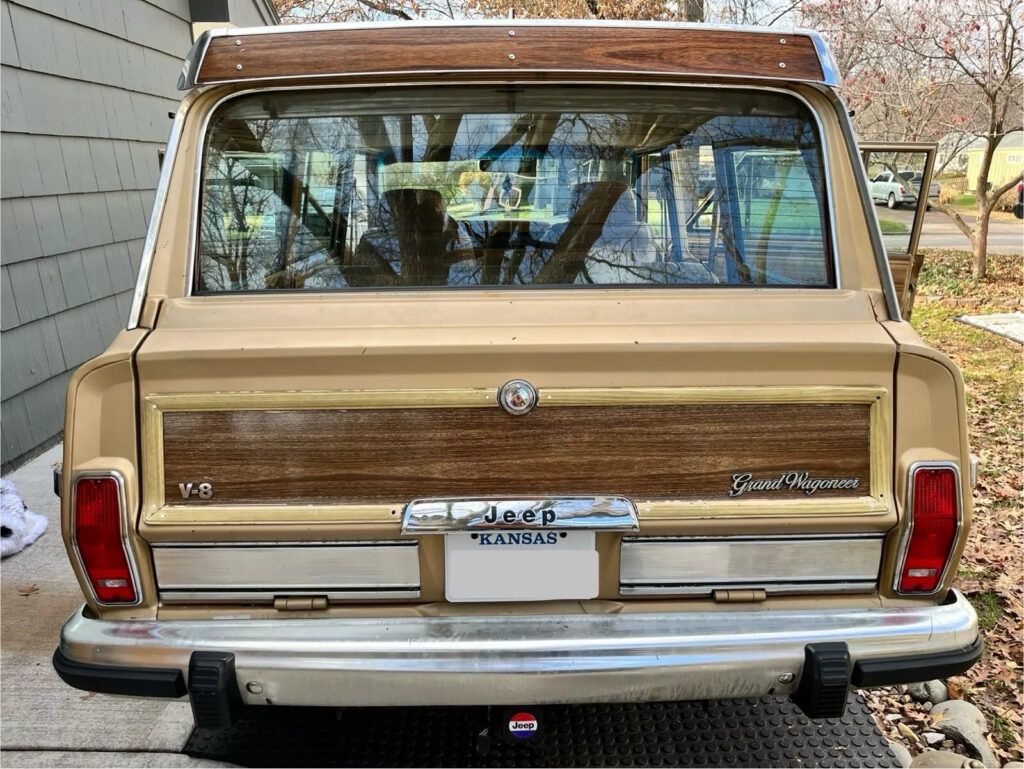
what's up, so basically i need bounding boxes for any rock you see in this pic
[890,741,913,768]
[924,732,947,746]
[909,680,950,704]
[910,750,984,768]
[930,700,998,768]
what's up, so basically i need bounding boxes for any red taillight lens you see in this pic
[899,186,906,195]
[898,466,959,593]
[74,476,136,603]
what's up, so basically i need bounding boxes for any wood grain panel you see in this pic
[198,26,823,84]
[162,403,869,505]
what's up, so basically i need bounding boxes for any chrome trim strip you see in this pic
[127,92,198,330]
[69,470,143,608]
[177,21,840,90]
[153,543,420,591]
[629,533,885,542]
[153,540,418,548]
[178,29,213,91]
[808,31,842,87]
[159,589,421,603]
[619,581,878,596]
[58,591,979,707]
[620,535,883,587]
[186,83,840,297]
[402,496,639,534]
[893,461,964,597]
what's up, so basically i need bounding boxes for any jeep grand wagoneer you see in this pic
[53,21,980,728]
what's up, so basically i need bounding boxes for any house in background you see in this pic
[964,131,1024,193]
[1,0,278,473]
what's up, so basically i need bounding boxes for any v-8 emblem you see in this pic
[179,482,214,500]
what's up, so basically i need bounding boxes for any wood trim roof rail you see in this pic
[178,21,840,90]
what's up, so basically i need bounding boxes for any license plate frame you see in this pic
[444,530,598,602]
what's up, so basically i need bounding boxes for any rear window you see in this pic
[196,85,833,292]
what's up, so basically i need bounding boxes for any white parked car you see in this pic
[870,170,939,209]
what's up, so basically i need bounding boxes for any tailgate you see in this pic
[135,289,897,605]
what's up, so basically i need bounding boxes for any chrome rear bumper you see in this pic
[57,591,979,708]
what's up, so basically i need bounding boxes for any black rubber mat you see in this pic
[184,692,897,767]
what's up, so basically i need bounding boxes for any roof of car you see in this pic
[177,20,841,90]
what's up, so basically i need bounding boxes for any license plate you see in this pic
[444,531,598,602]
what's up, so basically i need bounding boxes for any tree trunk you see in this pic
[972,203,990,278]
[970,135,998,279]
[680,0,703,22]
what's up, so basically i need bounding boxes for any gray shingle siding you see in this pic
[0,0,274,471]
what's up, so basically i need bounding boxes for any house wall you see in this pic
[0,0,276,473]
[965,135,1024,193]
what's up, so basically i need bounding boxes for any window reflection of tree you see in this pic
[198,89,830,292]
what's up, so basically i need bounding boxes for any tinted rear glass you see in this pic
[197,86,833,292]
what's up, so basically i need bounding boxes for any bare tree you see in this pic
[274,0,461,22]
[887,0,1024,278]
[800,0,1023,277]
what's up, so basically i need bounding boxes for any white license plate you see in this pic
[444,531,598,602]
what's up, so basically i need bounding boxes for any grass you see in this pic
[957,565,997,580]
[993,713,1018,748]
[971,590,1007,632]
[877,218,909,234]
[909,248,1023,759]
[952,193,977,207]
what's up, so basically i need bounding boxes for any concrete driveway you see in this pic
[875,205,1023,254]
[0,447,901,769]
[0,445,223,768]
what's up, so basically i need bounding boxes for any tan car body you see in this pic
[56,21,978,716]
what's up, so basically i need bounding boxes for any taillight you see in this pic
[896,465,960,594]
[899,186,906,195]
[73,475,137,604]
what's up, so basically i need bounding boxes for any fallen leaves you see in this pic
[899,722,923,744]
[873,249,1024,762]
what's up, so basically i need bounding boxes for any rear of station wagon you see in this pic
[53,21,980,728]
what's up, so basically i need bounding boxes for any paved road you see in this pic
[875,205,1023,254]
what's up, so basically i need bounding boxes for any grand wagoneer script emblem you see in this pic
[402,497,639,534]
[729,471,861,497]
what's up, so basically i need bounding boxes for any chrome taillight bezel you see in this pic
[70,470,143,607]
[892,460,963,597]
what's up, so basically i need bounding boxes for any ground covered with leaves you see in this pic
[863,249,1023,763]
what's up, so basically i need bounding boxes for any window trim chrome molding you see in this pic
[819,85,902,320]
[185,82,841,297]
[126,92,200,330]
[69,470,144,608]
[177,22,841,90]
[892,460,964,597]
